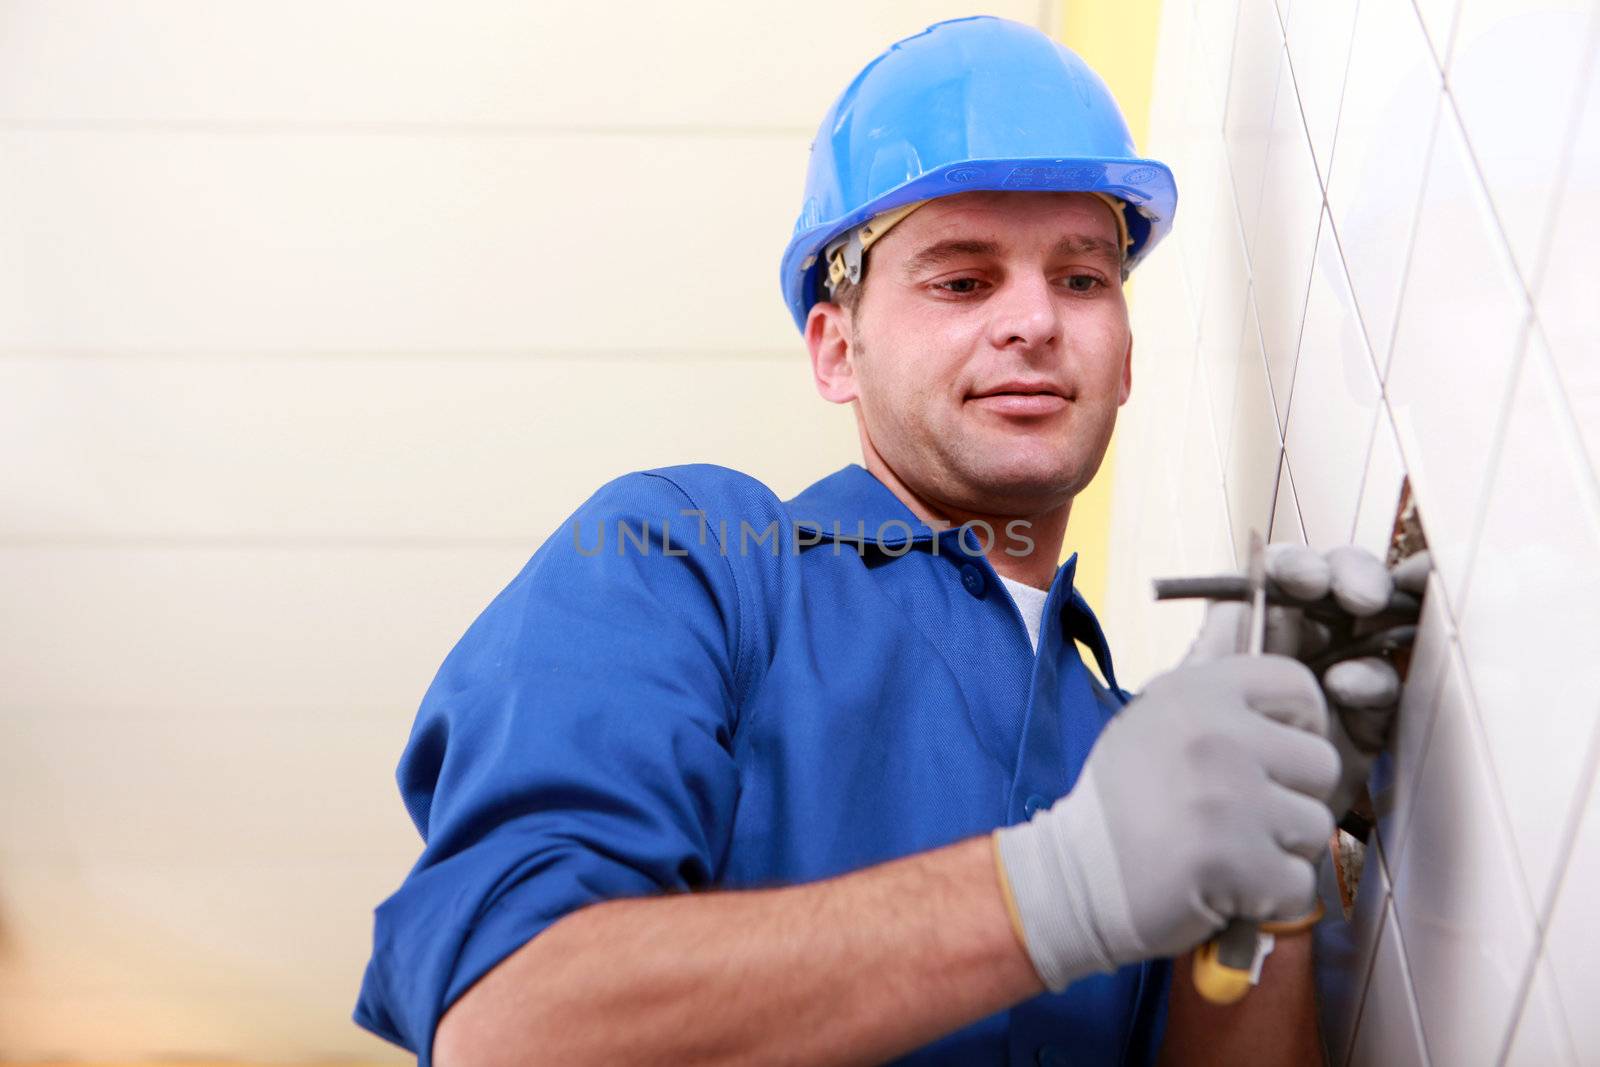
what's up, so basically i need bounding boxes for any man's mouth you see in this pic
[968,381,1072,416]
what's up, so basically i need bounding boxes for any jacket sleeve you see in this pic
[353,470,749,1059]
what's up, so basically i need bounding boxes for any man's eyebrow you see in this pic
[1051,234,1124,265]
[899,239,1002,277]
[898,234,1124,277]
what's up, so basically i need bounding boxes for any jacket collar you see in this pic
[782,464,944,546]
[784,465,1117,689]
[782,464,1079,586]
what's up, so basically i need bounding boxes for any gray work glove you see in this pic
[994,654,1339,991]
[1185,546,1432,819]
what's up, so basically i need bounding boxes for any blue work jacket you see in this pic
[355,462,1170,1064]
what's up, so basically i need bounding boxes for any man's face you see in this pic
[809,190,1134,517]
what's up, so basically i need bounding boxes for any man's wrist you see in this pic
[990,830,1030,949]
[994,780,1126,992]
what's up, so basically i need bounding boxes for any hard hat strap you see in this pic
[823,192,1131,300]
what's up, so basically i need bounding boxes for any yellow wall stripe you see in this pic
[1053,0,1164,625]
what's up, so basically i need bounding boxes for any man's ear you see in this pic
[1117,332,1133,406]
[807,300,859,405]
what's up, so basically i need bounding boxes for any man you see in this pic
[355,17,1419,1064]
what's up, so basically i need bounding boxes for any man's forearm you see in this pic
[1158,931,1324,1067]
[434,834,1044,1067]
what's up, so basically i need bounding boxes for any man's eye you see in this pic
[935,277,984,294]
[1065,274,1102,293]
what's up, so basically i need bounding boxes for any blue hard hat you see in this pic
[780,15,1178,333]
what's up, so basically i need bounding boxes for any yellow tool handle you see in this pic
[1193,901,1329,1003]
[1192,917,1259,1004]
[1195,531,1272,1005]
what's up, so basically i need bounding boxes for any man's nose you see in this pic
[986,273,1061,353]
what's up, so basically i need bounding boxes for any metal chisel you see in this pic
[1190,530,1274,1005]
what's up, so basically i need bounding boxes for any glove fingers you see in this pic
[1239,856,1319,923]
[1298,616,1333,659]
[1324,656,1401,709]
[1327,545,1393,616]
[1187,600,1247,664]
[1263,604,1302,656]
[1265,543,1331,600]
[1232,654,1330,737]
[1335,699,1396,754]
[1251,717,1341,802]
[1392,550,1432,595]
[1268,784,1337,860]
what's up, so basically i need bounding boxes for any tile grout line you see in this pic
[1489,713,1600,1065]
[1336,883,1393,1067]
[1522,12,1600,302]
[1386,889,1436,1067]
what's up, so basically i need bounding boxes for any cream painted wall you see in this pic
[1107,0,1600,1063]
[0,3,1041,1058]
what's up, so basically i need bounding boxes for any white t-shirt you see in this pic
[998,573,1050,653]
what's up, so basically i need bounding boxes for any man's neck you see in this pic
[861,454,1072,591]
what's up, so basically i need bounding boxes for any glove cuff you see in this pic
[994,769,1138,992]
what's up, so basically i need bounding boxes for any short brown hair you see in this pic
[828,271,865,319]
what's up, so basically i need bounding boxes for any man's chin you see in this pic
[954,451,1090,508]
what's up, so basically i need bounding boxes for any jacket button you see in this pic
[959,563,986,597]
[1024,794,1049,818]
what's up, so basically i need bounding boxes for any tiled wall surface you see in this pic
[1106,0,1600,1063]
[0,2,1048,1056]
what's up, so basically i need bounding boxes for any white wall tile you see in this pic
[1544,765,1600,1058]
[1124,349,1194,513]
[1326,1,1442,367]
[1284,212,1382,548]
[1130,236,1200,371]
[0,354,856,541]
[1128,4,1598,1063]
[1110,483,1200,692]
[0,1,1036,131]
[1351,411,1406,558]
[1458,336,1600,910]
[1178,45,1233,320]
[1448,0,1598,282]
[1347,900,1429,1067]
[0,130,805,354]
[1179,364,1238,574]
[1109,340,1203,691]
[1414,0,1464,67]
[1535,53,1600,475]
[1371,572,1455,880]
[1386,103,1529,608]
[1504,958,1578,1066]
[1194,0,1246,114]
[1393,644,1539,1067]
[1146,0,1197,158]
[1270,455,1305,543]
[1251,58,1323,422]
[1224,0,1286,256]
[1316,834,1390,1067]
[1225,298,1283,562]
[1283,0,1359,180]
[1197,208,1252,459]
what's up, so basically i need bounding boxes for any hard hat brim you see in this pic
[781,155,1178,332]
